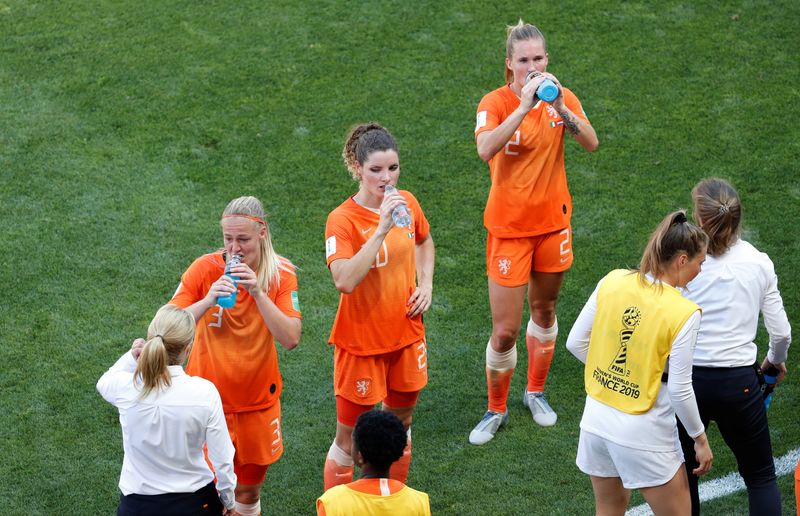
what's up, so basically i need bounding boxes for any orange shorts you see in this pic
[225,400,283,471]
[334,341,428,406]
[486,226,573,287]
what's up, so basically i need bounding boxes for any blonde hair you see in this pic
[692,178,742,257]
[221,196,287,292]
[342,122,398,181]
[134,305,195,398]
[639,210,708,285]
[505,20,547,84]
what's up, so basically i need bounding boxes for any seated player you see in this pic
[317,411,430,516]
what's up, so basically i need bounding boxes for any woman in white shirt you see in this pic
[97,305,237,515]
[678,178,791,516]
[567,211,713,515]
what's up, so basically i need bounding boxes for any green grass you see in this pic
[1,1,798,514]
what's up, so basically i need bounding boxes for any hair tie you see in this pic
[673,212,688,224]
[155,334,163,340]
[222,214,266,225]
[718,204,729,215]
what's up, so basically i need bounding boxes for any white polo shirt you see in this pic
[97,351,236,509]
[683,239,791,367]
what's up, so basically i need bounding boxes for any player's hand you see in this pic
[130,338,146,360]
[692,432,713,476]
[761,358,787,383]
[204,274,237,305]
[543,72,565,110]
[229,262,260,297]
[406,285,432,318]
[377,186,407,235]
[519,72,542,111]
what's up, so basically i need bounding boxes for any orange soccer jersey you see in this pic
[170,252,301,413]
[475,85,589,238]
[325,191,430,356]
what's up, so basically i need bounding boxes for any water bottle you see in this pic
[216,254,241,308]
[525,70,558,102]
[762,365,779,409]
[384,184,412,228]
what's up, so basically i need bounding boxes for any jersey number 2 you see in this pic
[504,130,521,156]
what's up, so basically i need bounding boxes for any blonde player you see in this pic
[323,123,435,490]
[170,196,302,516]
[566,211,713,514]
[469,20,599,445]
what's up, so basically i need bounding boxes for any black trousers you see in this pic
[677,365,780,516]
[117,481,224,516]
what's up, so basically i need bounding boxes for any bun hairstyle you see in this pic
[691,178,742,257]
[134,305,195,398]
[342,123,399,181]
[352,410,407,470]
[639,210,708,285]
[505,20,547,83]
[221,196,286,292]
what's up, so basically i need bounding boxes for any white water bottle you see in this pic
[384,184,411,228]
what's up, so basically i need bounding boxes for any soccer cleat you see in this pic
[468,410,509,445]
[523,390,557,427]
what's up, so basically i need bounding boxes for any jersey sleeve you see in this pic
[563,87,590,124]
[273,261,302,319]
[475,90,503,137]
[405,191,430,243]
[170,257,208,308]
[325,209,356,267]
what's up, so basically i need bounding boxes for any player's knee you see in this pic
[234,484,261,505]
[530,305,557,328]
[492,327,519,349]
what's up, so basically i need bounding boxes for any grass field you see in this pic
[2,1,798,514]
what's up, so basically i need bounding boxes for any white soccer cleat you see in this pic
[523,390,557,427]
[468,410,509,445]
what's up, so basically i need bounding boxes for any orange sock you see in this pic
[323,441,354,491]
[487,367,514,413]
[389,433,412,483]
[794,459,799,516]
[526,334,555,392]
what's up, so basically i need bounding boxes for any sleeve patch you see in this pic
[291,291,300,312]
[475,110,487,132]
[325,235,337,258]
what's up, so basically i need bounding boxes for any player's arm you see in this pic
[407,234,435,318]
[565,282,600,363]
[330,190,405,293]
[179,276,236,322]
[547,74,598,152]
[475,79,541,161]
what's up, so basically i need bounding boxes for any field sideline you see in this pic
[2,1,798,514]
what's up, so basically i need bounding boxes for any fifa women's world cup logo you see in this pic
[608,306,642,376]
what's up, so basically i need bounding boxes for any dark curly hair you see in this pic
[352,410,407,469]
[341,123,398,181]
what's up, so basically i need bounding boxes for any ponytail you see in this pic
[691,178,741,256]
[133,305,195,398]
[639,210,708,285]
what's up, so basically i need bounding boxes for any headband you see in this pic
[222,214,266,225]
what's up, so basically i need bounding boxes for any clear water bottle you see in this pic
[762,365,779,409]
[216,254,241,308]
[525,70,558,102]
[384,184,411,228]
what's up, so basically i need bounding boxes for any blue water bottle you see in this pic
[525,70,558,102]
[384,184,412,228]
[762,365,779,409]
[216,254,241,308]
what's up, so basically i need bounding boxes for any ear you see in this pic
[676,253,689,267]
[355,450,365,467]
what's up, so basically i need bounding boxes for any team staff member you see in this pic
[97,305,237,515]
[323,123,435,490]
[566,211,713,515]
[317,411,431,515]
[171,196,302,516]
[677,178,791,515]
[469,20,598,445]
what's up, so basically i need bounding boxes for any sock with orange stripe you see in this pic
[323,441,354,491]
[389,429,412,483]
[526,318,557,393]
[486,341,517,413]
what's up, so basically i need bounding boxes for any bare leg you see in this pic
[590,476,630,516]
[639,466,691,516]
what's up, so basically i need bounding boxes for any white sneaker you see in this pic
[468,410,509,445]
[523,390,557,427]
